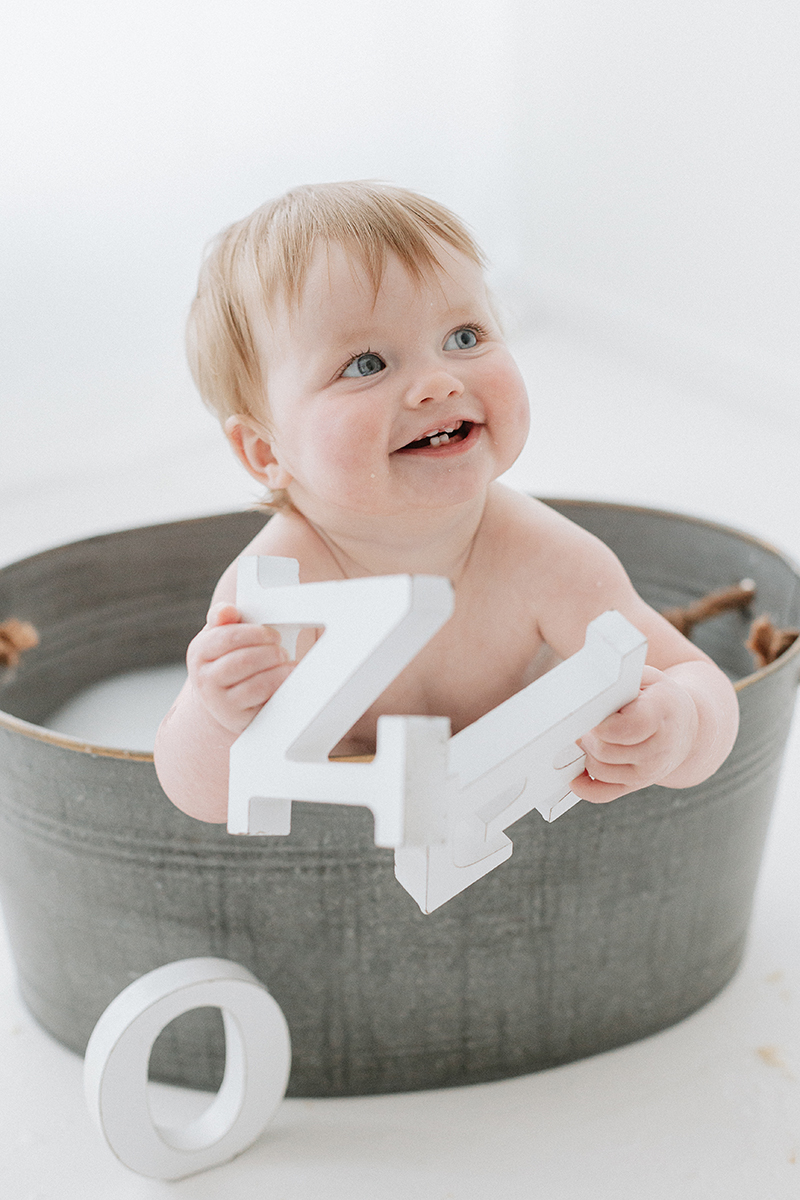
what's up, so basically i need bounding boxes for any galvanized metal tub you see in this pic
[0,501,798,1097]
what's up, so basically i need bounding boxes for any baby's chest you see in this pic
[340,600,547,751]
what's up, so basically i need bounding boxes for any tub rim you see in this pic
[2,497,799,761]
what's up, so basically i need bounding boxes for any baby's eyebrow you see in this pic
[327,323,375,344]
[301,311,376,346]
[447,310,488,324]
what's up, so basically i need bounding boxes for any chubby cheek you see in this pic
[301,410,386,503]
[484,357,530,448]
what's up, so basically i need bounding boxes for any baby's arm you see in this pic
[154,569,294,823]
[532,512,740,804]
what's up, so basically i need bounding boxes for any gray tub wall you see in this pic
[0,511,266,726]
[0,503,798,1096]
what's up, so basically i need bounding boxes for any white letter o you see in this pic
[84,958,291,1180]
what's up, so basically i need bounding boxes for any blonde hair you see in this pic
[186,181,486,509]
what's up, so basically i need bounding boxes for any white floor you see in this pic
[2,318,800,1198]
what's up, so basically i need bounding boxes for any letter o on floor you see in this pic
[84,958,291,1180]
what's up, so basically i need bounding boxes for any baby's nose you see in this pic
[406,368,464,405]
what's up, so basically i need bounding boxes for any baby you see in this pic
[154,181,739,823]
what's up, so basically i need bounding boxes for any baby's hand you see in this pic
[185,602,295,735]
[571,666,700,804]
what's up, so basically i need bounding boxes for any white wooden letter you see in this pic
[395,609,648,911]
[229,556,454,847]
[229,557,647,913]
[83,958,291,1181]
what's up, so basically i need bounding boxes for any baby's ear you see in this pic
[224,415,293,490]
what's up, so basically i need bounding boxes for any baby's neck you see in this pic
[304,492,491,583]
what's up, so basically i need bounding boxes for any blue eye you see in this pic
[445,327,479,350]
[342,352,385,377]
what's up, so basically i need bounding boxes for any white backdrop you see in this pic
[1,0,518,504]
[1,0,798,546]
[513,0,800,415]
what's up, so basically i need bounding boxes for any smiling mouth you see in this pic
[399,420,474,451]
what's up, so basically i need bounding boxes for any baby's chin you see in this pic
[285,466,500,527]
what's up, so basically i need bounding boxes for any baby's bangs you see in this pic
[255,182,486,304]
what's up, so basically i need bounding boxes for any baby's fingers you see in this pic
[190,620,285,667]
[205,603,287,648]
[206,601,243,627]
[589,666,664,744]
[579,729,658,765]
[588,702,659,747]
[199,642,289,689]
[222,661,295,713]
[569,771,634,805]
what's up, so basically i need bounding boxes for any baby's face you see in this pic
[254,239,530,526]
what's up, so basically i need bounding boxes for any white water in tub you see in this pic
[46,663,187,752]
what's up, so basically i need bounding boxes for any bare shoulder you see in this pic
[481,486,698,666]
[480,486,615,574]
[476,485,626,615]
[210,510,332,605]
